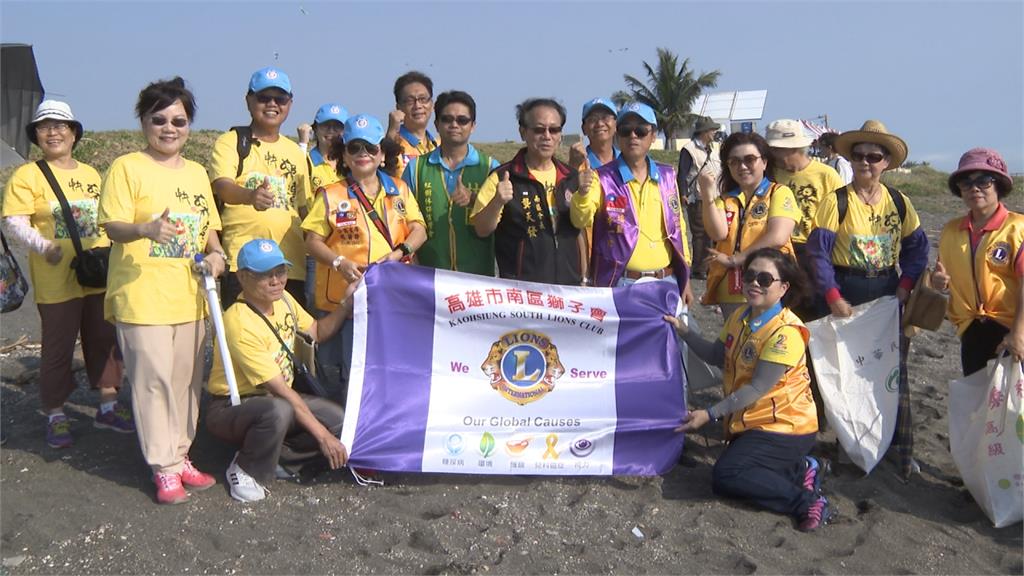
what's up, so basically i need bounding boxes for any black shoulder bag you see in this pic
[36,161,109,288]
[245,299,328,398]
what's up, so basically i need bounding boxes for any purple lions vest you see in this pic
[591,159,689,293]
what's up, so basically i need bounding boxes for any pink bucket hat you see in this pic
[948,148,1012,196]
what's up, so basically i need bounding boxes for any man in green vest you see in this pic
[402,90,499,275]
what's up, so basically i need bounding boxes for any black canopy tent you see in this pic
[1,44,44,168]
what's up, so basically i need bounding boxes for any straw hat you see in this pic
[834,120,908,170]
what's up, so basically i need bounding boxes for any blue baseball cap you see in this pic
[237,239,292,272]
[343,114,385,145]
[617,102,658,127]
[581,97,617,121]
[248,67,292,94]
[314,103,348,126]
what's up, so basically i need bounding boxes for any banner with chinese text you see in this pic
[340,263,687,476]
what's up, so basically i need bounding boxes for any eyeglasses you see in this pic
[149,116,189,128]
[742,270,781,288]
[616,125,652,138]
[34,121,71,134]
[726,155,763,169]
[316,122,344,133]
[400,95,432,107]
[527,125,562,135]
[248,267,289,281]
[956,174,997,193]
[850,151,886,164]
[584,112,615,124]
[345,141,380,156]
[439,114,473,126]
[253,93,292,106]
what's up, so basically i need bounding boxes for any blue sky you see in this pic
[2,0,1022,172]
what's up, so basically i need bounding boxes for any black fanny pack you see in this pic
[36,160,109,288]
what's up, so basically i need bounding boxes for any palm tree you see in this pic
[617,48,721,150]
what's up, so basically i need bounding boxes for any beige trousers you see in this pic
[116,320,206,474]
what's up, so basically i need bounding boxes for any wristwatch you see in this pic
[398,242,413,256]
[332,255,346,270]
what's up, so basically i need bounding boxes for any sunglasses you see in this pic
[345,141,380,156]
[742,270,781,288]
[149,116,189,128]
[439,114,473,126]
[527,125,562,135]
[726,155,763,169]
[253,93,292,106]
[616,125,652,138]
[956,174,997,192]
[850,151,886,164]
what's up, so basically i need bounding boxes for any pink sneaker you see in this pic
[180,458,216,491]
[153,472,189,505]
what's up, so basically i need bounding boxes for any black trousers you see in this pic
[712,430,818,517]
[961,319,1010,377]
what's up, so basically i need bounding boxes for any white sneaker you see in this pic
[226,453,266,503]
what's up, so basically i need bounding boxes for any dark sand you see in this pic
[1,206,1021,575]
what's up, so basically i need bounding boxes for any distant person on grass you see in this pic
[2,100,130,448]
[402,90,499,276]
[816,132,853,186]
[210,66,311,309]
[676,116,722,280]
[932,148,1023,375]
[470,98,583,286]
[666,247,831,532]
[205,239,351,503]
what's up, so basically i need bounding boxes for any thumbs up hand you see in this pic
[495,171,514,205]
[144,207,177,244]
[250,176,276,211]
[931,260,950,292]
[451,172,472,207]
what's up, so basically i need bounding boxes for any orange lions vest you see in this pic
[938,210,1024,335]
[721,306,818,438]
[312,175,413,311]
[702,181,794,305]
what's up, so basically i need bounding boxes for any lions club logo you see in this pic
[750,201,768,219]
[481,330,564,405]
[988,242,1010,266]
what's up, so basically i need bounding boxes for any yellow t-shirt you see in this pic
[2,161,109,304]
[207,292,315,398]
[301,176,426,264]
[773,160,844,244]
[309,157,339,195]
[712,185,801,303]
[470,168,558,224]
[570,168,692,270]
[210,131,310,280]
[394,128,439,178]
[813,185,921,270]
[98,152,222,325]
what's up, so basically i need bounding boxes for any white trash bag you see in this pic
[949,355,1023,528]
[807,296,900,474]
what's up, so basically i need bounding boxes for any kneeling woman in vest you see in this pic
[665,247,832,532]
[301,113,427,399]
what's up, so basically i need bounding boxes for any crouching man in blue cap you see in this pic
[205,238,353,502]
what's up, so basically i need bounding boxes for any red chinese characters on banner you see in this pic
[546,295,564,310]
[506,288,524,304]
[485,289,504,305]
[987,443,1005,457]
[526,291,544,306]
[466,290,484,308]
[446,294,465,313]
[590,307,607,322]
